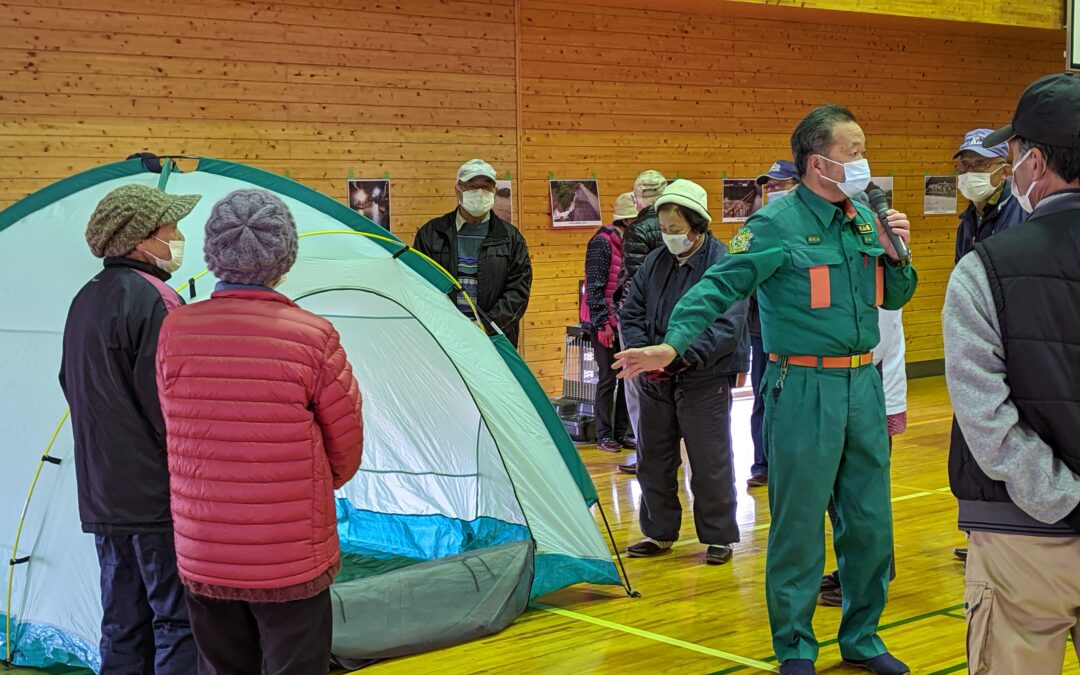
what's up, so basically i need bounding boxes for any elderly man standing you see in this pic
[615,104,917,675]
[953,128,1026,263]
[945,72,1080,674]
[414,159,533,348]
[948,128,1028,563]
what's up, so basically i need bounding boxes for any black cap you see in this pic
[984,73,1080,149]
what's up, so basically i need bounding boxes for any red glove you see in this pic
[596,325,614,349]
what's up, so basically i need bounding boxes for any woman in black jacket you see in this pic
[619,179,749,565]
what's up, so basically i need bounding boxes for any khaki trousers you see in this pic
[966,530,1080,674]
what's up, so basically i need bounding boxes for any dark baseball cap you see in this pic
[755,160,799,185]
[984,72,1080,149]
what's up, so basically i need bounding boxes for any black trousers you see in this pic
[184,588,332,675]
[94,533,196,675]
[593,329,629,442]
[636,374,740,545]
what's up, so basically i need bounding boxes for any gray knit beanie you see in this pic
[204,190,298,286]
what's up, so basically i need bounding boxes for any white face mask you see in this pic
[1011,149,1039,214]
[818,156,872,198]
[146,236,184,274]
[957,166,1005,203]
[460,189,495,217]
[662,231,694,255]
[768,188,794,203]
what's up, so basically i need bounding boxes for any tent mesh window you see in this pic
[562,325,597,402]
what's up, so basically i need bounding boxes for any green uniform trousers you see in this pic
[762,359,892,663]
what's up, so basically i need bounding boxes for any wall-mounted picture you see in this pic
[549,179,602,228]
[494,179,513,224]
[923,175,958,215]
[722,178,762,222]
[348,179,391,231]
[851,176,896,210]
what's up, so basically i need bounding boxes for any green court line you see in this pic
[533,602,779,672]
[926,662,968,674]
[942,612,966,620]
[708,604,965,675]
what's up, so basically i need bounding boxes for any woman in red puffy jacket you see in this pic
[155,189,363,675]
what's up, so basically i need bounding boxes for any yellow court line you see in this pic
[534,603,779,673]
[668,484,945,550]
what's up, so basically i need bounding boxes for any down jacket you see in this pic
[156,287,363,602]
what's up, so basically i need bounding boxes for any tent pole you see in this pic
[4,411,70,664]
[594,501,640,598]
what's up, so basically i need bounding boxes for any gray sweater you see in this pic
[943,190,1080,534]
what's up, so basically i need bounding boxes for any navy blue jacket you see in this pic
[60,258,180,534]
[955,180,1027,263]
[620,233,750,378]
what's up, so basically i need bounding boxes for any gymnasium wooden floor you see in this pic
[6,376,1077,674]
[366,376,1079,675]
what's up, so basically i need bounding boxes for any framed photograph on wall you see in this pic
[1069,0,1079,71]
[347,179,391,231]
[549,179,602,228]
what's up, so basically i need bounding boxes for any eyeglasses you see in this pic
[955,159,1005,174]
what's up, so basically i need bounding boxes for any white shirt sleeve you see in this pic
[874,308,907,415]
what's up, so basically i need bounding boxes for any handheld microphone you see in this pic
[866,188,910,264]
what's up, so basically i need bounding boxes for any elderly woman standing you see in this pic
[582,191,639,453]
[620,179,749,565]
[155,190,364,675]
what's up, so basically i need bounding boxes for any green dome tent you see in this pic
[0,157,625,671]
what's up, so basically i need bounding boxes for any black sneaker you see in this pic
[842,653,910,675]
[617,462,637,475]
[779,659,816,675]
[953,547,968,561]
[704,545,733,565]
[618,437,638,450]
[626,539,672,557]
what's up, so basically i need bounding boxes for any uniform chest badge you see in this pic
[856,222,874,234]
[806,235,821,245]
[729,226,753,254]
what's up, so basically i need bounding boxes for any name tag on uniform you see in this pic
[863,235,876,245]
[805,235,821,245]
[856,222,874,234]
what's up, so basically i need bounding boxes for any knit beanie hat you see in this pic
[204,189,298,286]
[85,184,201,258]
[654,179,712,225]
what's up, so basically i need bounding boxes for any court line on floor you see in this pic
[708,604,965,675]
[532,602,779,673]
[926,663,967,675]
[670,487,943,550]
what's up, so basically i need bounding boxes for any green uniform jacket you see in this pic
[664,185,918,357]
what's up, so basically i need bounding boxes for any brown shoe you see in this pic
[596,439,623,453]
[747,473,768,488]
[819,587,842,607]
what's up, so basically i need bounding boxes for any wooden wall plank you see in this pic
[0,0,1066,394]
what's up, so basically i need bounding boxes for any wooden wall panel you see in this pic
[0,0,1067,394]
[516,0,1063,387]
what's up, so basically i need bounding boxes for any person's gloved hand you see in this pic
[596,325,614,349]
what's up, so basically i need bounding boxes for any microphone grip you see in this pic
[876,207,911,264]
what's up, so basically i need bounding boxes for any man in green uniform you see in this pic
[615,105,917,675]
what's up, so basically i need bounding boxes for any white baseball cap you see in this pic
[457,159,497,183]
[654,179,711,225]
